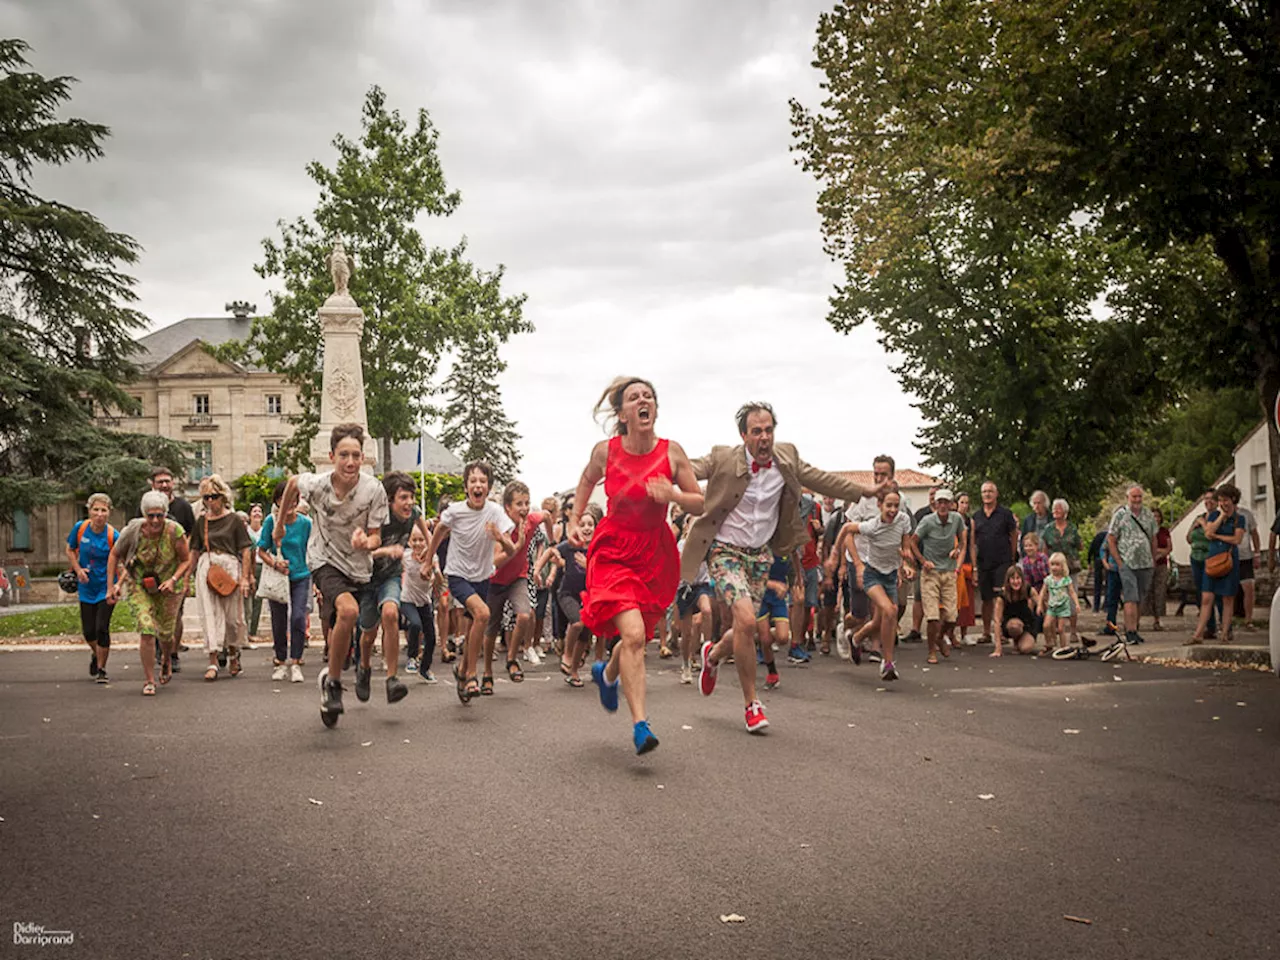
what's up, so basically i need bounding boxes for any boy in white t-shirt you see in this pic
[424,461,517,704]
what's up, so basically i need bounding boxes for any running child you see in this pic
[483,481,544,690]
[354,471,430,704]
[536,504,601,688]
[757,553,790,689]
[276,423,389,728]
[423,461,517,704]
[401,525,439,682]
[828,489,914,682]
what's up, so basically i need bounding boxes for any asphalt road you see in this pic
[1,645,1278,960]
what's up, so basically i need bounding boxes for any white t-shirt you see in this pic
[855,512,912,575]
[844,497,880,563]
[296,471,389,583]
[401,550,434,607]
[717,452,785,550]
[441,500,515,582]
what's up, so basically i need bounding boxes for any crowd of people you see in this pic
[61,378,1274,753]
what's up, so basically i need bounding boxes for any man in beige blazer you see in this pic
[684,402,881,733]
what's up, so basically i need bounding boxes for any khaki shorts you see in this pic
[921,568,958,623]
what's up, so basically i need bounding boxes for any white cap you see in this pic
[934,488,954,502]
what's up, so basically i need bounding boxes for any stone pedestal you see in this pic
[310,294,377,473]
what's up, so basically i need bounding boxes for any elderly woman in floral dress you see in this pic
[107,491,192,695]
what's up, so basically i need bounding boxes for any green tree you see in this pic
[0,40,188,519]
[789,9,1180,505]
[438,335,521,485]
[219,86,529,469]
[1118,387,1260,499]
[792,1,1279,508]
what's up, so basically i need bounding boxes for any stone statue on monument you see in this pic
[325,240,354,305]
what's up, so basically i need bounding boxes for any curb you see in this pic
[1143,644,1271,669]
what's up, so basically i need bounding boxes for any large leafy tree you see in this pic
[790,6,1182,504]
[0,40,187,519]
[221,86,529,469]
[791,1,1279,505]
[438,334,521,485]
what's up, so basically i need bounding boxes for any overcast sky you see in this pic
[8,0,928,497]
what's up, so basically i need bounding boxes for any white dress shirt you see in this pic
[717,450,785,550]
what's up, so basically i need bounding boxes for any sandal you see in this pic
[506,659,524,683]
[658,646,672,659]
[141,681,156,696]
[559,661,572,678]
[820,642,831,656]
[159,657,173,685]
[926,654,939,665]
[204,665,219,681]
[229,650,242,677]
[452,663,470,704]
[564,674,584,687]
[480,675,495,696]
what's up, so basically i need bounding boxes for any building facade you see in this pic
[4,311,461,573]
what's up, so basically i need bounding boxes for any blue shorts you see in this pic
[447,575,489,609]
[803,566,820,608]
[358,576,402,632]
[861,566,899,604]
[758,590,789,622]
[677,582,713,618]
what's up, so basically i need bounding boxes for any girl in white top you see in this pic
[827,490,914,682]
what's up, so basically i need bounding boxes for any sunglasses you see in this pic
[202,494,221,502]
[145,512,166,519]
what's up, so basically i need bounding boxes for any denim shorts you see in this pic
[358,576,402,632]
[803,566,820,608]
[861,566,899,603]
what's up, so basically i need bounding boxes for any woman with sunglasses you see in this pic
[190,475,256,680]
[106,491,192,695]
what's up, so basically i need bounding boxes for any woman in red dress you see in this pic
[567,377,704,755]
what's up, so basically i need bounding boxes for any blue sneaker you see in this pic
[787,645,811,664]
[591,661,619,713]
[756,648,765,665]
[633,720,659,755]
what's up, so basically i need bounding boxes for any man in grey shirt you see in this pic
[1106,485,1157,647]
[910,489,967,663]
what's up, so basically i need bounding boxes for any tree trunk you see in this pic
[379,434,392,474]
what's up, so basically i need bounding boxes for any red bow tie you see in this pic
[752,459,773,474]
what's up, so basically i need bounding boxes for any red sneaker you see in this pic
[698,641,718,696]
[765,671,780,690]
[745,700,769,734]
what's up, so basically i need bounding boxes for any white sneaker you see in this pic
[527,646,543,665]
[289,663,304,683]
[271,663,287,682]
[836,634,851,660]
[680,661,693,685]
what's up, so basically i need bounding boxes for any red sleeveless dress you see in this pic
[581,436,680,637]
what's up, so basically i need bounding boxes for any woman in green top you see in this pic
[106,491,193,695]
[1186,489,1221,638]
[1041,498,1083,636]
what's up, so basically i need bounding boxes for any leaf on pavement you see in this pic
[719,914,746,924]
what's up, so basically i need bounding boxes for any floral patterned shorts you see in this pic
[707,540,772,610]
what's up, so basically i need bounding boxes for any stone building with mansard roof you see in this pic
[3,306,460,573]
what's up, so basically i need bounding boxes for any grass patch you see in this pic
[0,603,138,638]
